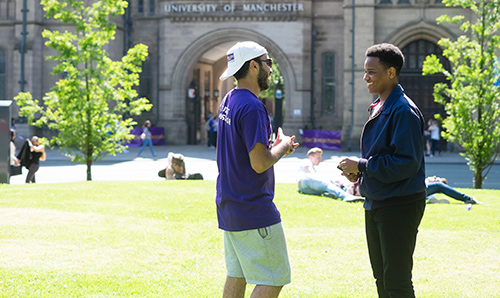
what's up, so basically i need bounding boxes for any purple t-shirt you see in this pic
[216,88,280,231]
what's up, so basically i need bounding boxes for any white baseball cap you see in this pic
[219,41,268,81]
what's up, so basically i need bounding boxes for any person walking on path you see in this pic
[10,129,21,178]
[205,112,217,148]
[18,136,46,183]
[428,119,441,156]
[424,120,432,156]
[338,43,426,298]
[137,120,156,157]
[216,41,299,298]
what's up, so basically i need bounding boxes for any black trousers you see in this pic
[26,163,40,183]
[365,199,426,298]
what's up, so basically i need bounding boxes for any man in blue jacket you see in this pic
[339,43,426,298]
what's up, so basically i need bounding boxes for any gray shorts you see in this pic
[224,222,291,286]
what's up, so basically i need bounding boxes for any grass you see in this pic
[0,181,499,297]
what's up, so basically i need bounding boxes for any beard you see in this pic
[257,67,270,91]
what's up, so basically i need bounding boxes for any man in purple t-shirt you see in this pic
[217,41,299,298]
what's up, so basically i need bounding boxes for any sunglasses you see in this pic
[258,58,273,68]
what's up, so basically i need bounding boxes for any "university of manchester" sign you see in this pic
[164,2,305,14]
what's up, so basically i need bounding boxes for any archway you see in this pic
[399,39,450,122]
[386,23,453,151]
[398,39,451,152]
[171,28,296,144]
[385,21,454,119]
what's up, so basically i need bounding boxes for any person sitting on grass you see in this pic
[297,147,364,202]
[158,152,203,180]
[425,176,482,204]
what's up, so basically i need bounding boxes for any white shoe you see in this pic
[465,196,483,205]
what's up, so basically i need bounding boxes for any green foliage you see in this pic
[422,0,500,188]
[14,0,152,180]
[0,181,499,297]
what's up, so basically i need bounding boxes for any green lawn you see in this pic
[0,181,499,297]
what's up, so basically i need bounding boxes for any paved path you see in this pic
[8,144,500,189]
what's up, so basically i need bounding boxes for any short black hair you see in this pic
[365,43,405,77]
[233,58,263,80]
[233,60,251,80]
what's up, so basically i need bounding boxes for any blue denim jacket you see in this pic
[358,85,426,210]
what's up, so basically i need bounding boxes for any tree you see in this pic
[15,0,152,181]
[423,0,500,189]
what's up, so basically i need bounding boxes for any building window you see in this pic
[322,52,335,114]
[149,0,155,14]
[0,50,6,99]
[402,39,448,71]
[139,58,152,100]
[138,0,144,13]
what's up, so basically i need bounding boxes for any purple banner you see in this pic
[127,127,166,147]
[301,129,341,151]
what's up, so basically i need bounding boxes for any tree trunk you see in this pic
[86,160,92,181]
[473,172,483,189]
[85,56,92,181]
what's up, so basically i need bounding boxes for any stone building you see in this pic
[1,0,470,148]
